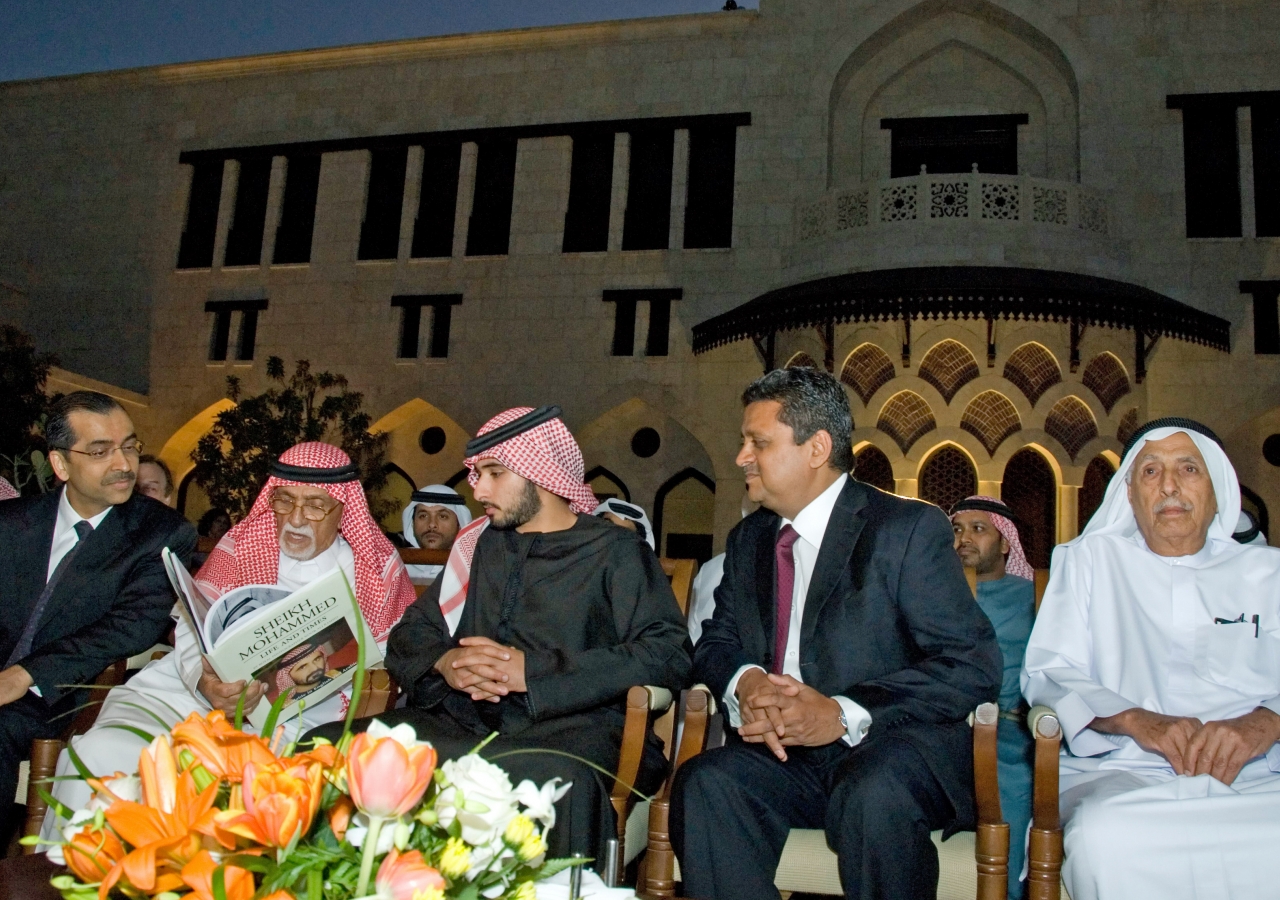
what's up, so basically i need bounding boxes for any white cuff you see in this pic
[28,685,42,698]
[723,664,766,728]
[833,695,872,746]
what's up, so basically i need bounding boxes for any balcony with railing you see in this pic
[786,170,1120,280]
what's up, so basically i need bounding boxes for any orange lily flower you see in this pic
[261,892,298,900]
[210,759,324,848]
[376,848,446,900]
[99,736,220,898]
[327,794,355,842]
[62,823,125,885]
[346,726,437,819]
[172,710,276,783]
[180,849,255,900]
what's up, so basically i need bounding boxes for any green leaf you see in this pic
[64,743,98,782]
[338,569,365,749]
[103,723,156,743]
[113,700,177,732]
[212,865,227,900]
[234,682,248,731]
[260,685,294,742]
[536,856,593,878]
[37,786,74,823]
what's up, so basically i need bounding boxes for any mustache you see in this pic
[741,465,759,477]
[1154,497,1193,513]
[105,472,136,487]
[280,524,315,539]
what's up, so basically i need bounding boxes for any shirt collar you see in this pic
[781,473,848,550]
[1131,530,1224,567]
[56,485,114,534]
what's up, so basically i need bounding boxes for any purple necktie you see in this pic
[773,525,799,675]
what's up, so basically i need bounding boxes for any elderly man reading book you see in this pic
[43,441,416,837]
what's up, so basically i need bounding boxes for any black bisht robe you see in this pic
[325,514,693,864]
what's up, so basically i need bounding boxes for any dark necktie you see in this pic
[772,525,800,675]
[7,520,94,667]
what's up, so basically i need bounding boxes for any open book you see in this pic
[162,548,383,730]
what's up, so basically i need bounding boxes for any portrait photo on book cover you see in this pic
[255,618,359,705]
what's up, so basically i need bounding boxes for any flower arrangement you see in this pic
[39,711,578,900]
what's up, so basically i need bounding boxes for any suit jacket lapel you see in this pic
[12,493,58,617]
[42,500,130,629]
[753,512,780,658]
[800,479,868,647]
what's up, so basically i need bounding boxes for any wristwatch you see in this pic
[837,708,849,734]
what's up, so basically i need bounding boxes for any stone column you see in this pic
[399,145,425,261]
[452,142,479,258]
[669,129,690,250]
[259,155,287,268]
[210,159,238,273]
[607,132,630,252]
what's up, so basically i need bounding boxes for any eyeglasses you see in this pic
[63,440,144,462]
[269,493,341,522]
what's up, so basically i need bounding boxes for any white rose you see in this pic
[514,777,572,831]
[435,754,520,846]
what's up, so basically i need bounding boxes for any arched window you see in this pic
[854,445,895,492]
[785,352,819,369]
[877,390,936,453]
[1045,396,1098,460]
[918,446,977,513]
[1081,352,1131,413]
[1078,455,1115,531]
[841,343,896,405]
[1116,408,1139,448]
[960,390,1021,454]
[918,340,979,403]
[585,465,630,502]
[1003,342,1062,406]
[1002,448,1057,569]
[654,468,716,563]
[371,464,416,533]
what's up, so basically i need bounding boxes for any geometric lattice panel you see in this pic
[786,352,819,369]
[960,390,1022,454]
[876,390,937,454]
[841,343,896,405]
[1078,454,1116,531]
[1002,447,1057,569]
[1003,342,1062,406]
[918,340,979,403]
[1045,396,1098,460]
[1116,408,1139,448]
[854,444,896,492]
[1081,352,1131,413]
[919,445,978,513]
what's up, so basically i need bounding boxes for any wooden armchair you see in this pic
[398,547,450,597]
[640,691,1008,899]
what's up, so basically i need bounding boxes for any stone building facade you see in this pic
[2,0,1279,557]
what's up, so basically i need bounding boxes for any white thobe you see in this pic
[1023,530,1280,900]
[44,538,368,840]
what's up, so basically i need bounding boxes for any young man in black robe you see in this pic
[317,406,692,865]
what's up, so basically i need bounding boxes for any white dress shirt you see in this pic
[723,473,873,746]
[47,488,113,580]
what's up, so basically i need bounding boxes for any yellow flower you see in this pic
[509,881,538,900]
[503,814,535,848]
[437,836,472,880]
[517,832,547,863]
[411,889,444,900]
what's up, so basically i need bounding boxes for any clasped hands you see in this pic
[1092,706,1280,786]
[435,636,527,702]
[736,668,846,762]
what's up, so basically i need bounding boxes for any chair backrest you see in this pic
[398,547,450,567]
[1034,568,1050,613]
[659,558,698,616]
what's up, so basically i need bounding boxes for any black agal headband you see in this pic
[270,460,360,484]
[411,490,464,506]
[949,497,1020,527]
[464,405,563,457]
[1121,417,1223,460]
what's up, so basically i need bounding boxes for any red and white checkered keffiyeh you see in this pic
[194,442,415,640]
[950,495,1035,581]
[433,408,597,633]
[274,640,328,694]
[0,477,17,501]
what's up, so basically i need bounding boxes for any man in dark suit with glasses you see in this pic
[0,390,195,843]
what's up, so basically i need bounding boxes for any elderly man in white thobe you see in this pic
[1023,417,1280,900]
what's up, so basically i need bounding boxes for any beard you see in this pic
[279,523,318,560]
[487,480,542,530]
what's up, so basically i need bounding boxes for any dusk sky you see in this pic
[0,1,746,83]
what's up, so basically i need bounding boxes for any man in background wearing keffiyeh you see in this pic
[313,406,692,869]
[950,495,1037,900]
[43,441,416,834]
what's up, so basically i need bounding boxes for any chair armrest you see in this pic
[1027,705,1063,900]
[611,686,656,827]
[971,702,1009,900]
[641,686,714,899]
[643,686,673,712]
[352,669,398,719]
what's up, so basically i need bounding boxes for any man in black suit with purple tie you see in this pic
[670,367,1001,900]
